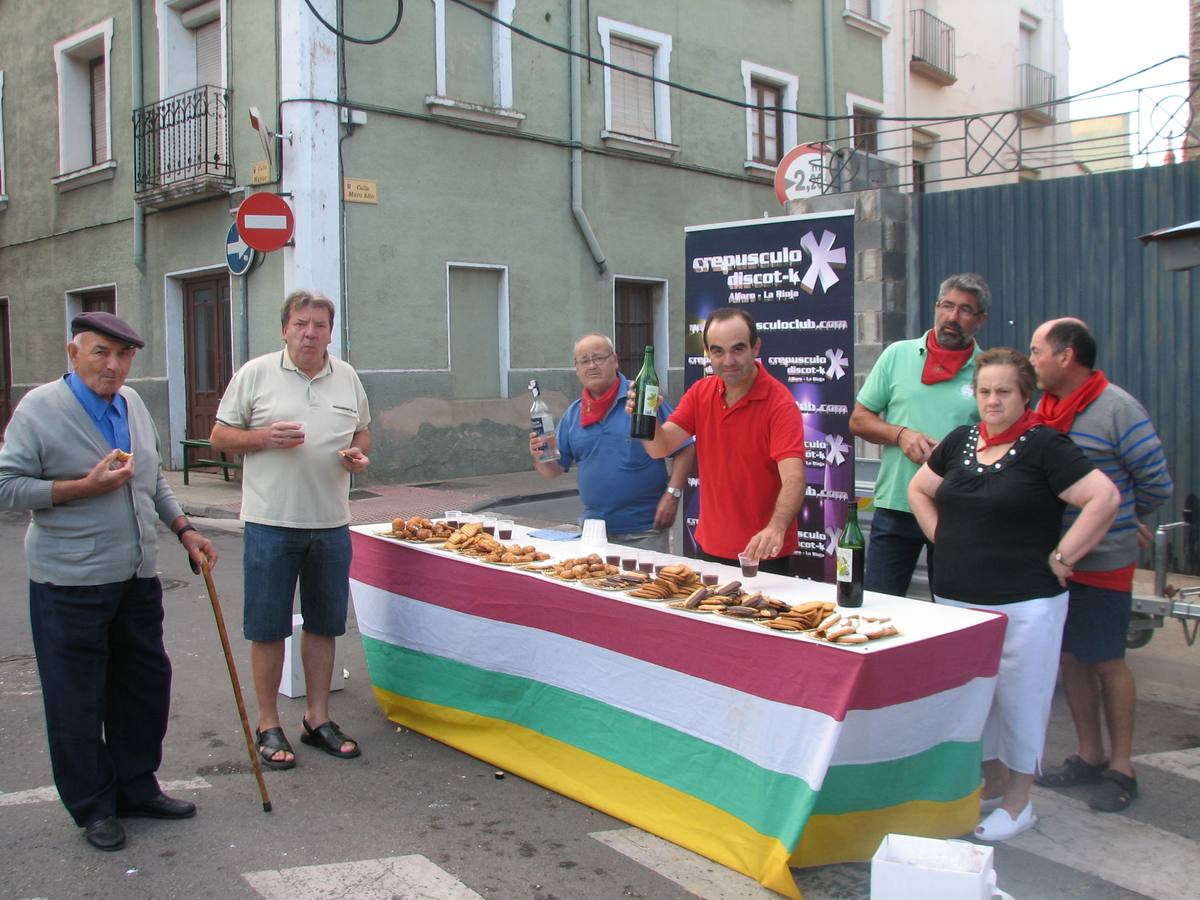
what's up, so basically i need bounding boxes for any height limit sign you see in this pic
[236,192,294,253]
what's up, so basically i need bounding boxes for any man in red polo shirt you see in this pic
[630,307,806,574]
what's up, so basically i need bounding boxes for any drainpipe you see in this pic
[569,0,606,272]
[131,0,146,272]
[822,0,835,147]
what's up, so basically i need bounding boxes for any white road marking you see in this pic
[243,214,289,230]
[1134,746,1200,783]
[0,777,211,808]
[1007,786,1200,900]
[242,855,483,899]
[590,828,779,899]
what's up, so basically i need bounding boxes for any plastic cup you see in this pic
[738,553,759,579]
[482,516,497,536]
[581,518,608,547]
[621,551,637,572]
[637,551,655,575]
[444,510,463,529]
[702,571,719,586]
[498,520,514,540]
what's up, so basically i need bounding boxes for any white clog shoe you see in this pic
[975,802,1037,841]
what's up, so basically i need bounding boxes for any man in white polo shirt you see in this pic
[211,289,371,770]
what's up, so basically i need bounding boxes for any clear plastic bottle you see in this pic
[529,379,560,463]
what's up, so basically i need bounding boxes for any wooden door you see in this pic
[183,277,232,458]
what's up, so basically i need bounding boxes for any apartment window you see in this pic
[53,19,115,183]
[79,289,116,314]
[751,82,782,164]
[428,0,523,128]
[912,159,927,193]
[844,0,889,36]
[741,62,799,169]
[597,17,676,156]
[847,0,877,18]
[853,107,880,154]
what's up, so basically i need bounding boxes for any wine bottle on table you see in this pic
[836,498,865,608]
[629,345,660,440]
[529,379,560,463]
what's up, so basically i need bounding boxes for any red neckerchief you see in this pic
[921,330,975,385]
[580,378,621,427]
[979,408,1040,450]
[1036,370,1109,433]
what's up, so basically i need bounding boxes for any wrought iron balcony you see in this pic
[1018,63,1056,124]
[910,9,956,85]
[133,85,233,207]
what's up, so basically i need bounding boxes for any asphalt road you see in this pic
[1,506,1198,899]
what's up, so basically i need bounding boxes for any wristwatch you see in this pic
[1054,549,1071,566]
[665,486,682,499]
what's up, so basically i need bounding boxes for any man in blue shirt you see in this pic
[530,333,694,551]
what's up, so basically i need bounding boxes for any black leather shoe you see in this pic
[84,817,126,851]
[117,793,197,820]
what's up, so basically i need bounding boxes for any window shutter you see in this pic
[610,37,656,139]
[194,20,222,87]
[90,57,107,165]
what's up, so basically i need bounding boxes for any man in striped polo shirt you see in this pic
[1030,318,1173,812]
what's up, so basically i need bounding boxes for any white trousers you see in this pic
[936,591,1069,774]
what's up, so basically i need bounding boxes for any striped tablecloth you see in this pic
[349,527,1006,899]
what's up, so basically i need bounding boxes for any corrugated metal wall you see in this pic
[917,161,1200,538]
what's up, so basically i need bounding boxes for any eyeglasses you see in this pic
[935,300,984,318]
[574,353,614,367]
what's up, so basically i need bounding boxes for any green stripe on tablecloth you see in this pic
[363,636,979,836]
[812,741,984,815]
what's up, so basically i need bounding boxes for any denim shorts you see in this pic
[243,522,352,642]
[1061,582,1132,664]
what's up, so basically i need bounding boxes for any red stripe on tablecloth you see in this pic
[350,533,1004,718]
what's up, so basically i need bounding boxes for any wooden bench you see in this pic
[181,438,241,485]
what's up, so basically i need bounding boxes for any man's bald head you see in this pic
[1042,317,1096,370]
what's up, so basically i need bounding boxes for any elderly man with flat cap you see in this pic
[0,311,217,853]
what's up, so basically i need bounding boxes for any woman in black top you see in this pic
[908,348,1118,841]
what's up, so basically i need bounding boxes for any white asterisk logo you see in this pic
[799,230,847,294]
[825,433,849,466]
[825,527,839,555]
[825,347,847,380]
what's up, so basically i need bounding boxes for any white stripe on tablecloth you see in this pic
[352,583,994,785]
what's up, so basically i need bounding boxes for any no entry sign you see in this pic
[236,192,294,253]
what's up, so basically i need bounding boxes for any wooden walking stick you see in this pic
[196,558,273,812]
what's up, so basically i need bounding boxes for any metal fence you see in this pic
[916,160,1200,565]
[132,86,233,192]
[797,77,1194,196]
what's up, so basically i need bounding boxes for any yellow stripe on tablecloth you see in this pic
[788,791,981,868]
[374,686,802,900]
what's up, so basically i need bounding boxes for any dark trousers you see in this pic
[29,577,171,827]
[863,506,935,599]
[699,549,796,577]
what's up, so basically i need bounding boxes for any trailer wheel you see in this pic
[1126,612,1155,650]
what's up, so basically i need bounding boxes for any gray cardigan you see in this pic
[0,378,184,585]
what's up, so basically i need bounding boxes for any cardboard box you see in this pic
[279,614,345,698]
[871,834,1009,899]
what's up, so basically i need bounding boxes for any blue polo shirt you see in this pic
[556,373,680,534]
[65,372,130,453]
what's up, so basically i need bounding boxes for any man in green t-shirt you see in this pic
[849,273,990,598]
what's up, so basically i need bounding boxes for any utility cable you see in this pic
[301,0,402,45]
[444,0,1185,126]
